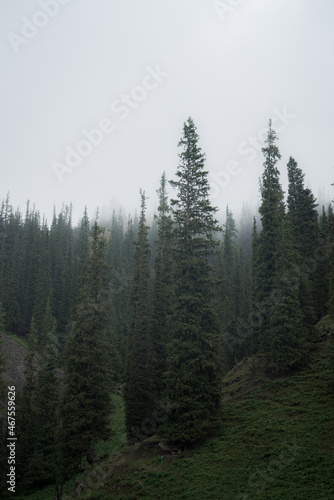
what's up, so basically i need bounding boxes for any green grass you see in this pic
[92,392,127,457]
[18,393,126,500]
[12,478,77,500]
[18,319,334,499]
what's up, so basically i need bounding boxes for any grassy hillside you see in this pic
[21,318,334,500]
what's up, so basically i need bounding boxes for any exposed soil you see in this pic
[0,332,28,392]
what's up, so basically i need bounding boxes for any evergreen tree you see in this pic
[61,220,113,476]
[50,205,73,344]
[114,214,136,379]
[249,216,260,353]
[0,301,6,337]
[217,206,238,369]
[148,213,158,269]
[32,223,53,336]
[32,322,60,488]
[72,207,90,307]
[313,206,332,320]
[328,204,334,320]
[238,201,253,257]
[0,195,12,311]
[0,303,6,418]
[151,172,174,400]
[256,120,285,352]
[0,199,7,305]
[16,318,39,492]
[107,209,127,380]
[19,204,41,336]
[224,245,252,367]
[287,157,318,258]
[162,117,221,443]
[124,191,155,441]
[268,218,307,370]
[287,156,318,324]
[0,304,7,498]
[3,210,22,335]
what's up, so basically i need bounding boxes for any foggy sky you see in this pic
[1,0,333,225]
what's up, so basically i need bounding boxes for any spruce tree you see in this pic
[313,206,332,320]
[151,172,174,400]
[148,213,158,269]
[33,324,60,488]
[328,204,334,320]
[0,305,6,475]
[32,223,53,337]
[107,209,128,381]
[220,206,237,317]
[217,206,238,369]
[50,205,73,343]
[4,211,22,335]
[162,117,221,443]
[61,220,113,475]
[249,216,260,353]
[287,156,318,324]
[16,318,39,492]
[20,204,41,335]
[113,214,136,380]
[72,207,90,307]
[256,120,285,352]
[287,157,318,258]
[23,314,60,490]
[268,218,307,370]
[124,191,155,441]
[0,300,6,344]
[238,201,253,258]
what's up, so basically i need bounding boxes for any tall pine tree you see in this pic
[124,191,155,441]
[151,173,174,401]
[256,120,285,353]
[268,218,307,370]
[61,220,113,475]
[328,203,334,320]
[287,156,318,325]
[162,117,221,443]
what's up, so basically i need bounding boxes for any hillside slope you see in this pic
[19,318,334,500]
[53,320,334,500]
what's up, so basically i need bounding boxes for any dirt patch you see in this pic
[0,332,28,392]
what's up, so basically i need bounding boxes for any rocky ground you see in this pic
[0,333,28,393]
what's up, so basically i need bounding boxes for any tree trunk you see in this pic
[86,443,97,465]
[55,484,63,500]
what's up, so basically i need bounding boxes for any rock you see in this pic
[0,333,28,392]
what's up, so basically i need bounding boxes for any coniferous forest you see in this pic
[0,118,334,499]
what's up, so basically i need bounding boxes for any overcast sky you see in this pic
[1,0,333,225]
